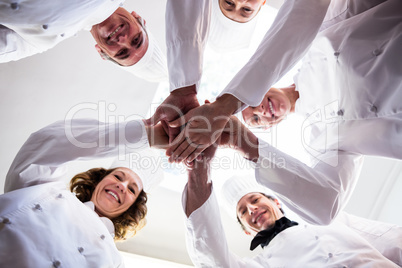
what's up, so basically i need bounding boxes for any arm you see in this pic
[219,0,331,108]
[184,157,261,267]
[5,119,156,193]
[165,0,211,92]
[0,25,42,63]
[220,117,364,225]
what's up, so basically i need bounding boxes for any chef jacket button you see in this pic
[119,2,124,6]
[78,247,84,254]
[372,49,382,57]
[60,33,65,37]
[342,266,348,268]
[334,51,340,57]
[57,193,63,198]
[34,204,42,211]
[315,236,319,240]
[328,253,333,258]
[42,24,49,30]
[53,260,61,267]
[100,234,106,240]
[10,2,19,10]
[2,218,11,224]
[337,109,344,116]
[370,105,377,113]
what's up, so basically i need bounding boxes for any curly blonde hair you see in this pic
[70,167,148,241]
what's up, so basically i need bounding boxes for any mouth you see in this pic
[253,211,266,224]
[107,24,124,41]
[106,189,120,203]
[267,98,275,118]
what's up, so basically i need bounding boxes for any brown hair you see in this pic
[69,167,148,241]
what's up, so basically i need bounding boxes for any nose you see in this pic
[116,34,130,47]
[254,103,265,116]
[247,204,257,215]
[116,181,129,192]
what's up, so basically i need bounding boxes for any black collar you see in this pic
[250,217,298,251]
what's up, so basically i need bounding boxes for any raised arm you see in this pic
[5,119,167,193]
[219,117,364,225]
[184,144,261,268]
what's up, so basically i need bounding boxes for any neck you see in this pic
[282,84,299,113]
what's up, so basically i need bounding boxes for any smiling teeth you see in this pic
[109,26,121,39]
[268,100,274,117]
[107,191,119,202]
[256,214,262,222]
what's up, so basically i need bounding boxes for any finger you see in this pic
[168,126,181,144]
[176,142,198,163]
[187,146,207,163]
[169,111,192,128]
[204,99,211,104]
[168,138,191,163]
[145,110,163,126]
[166,127,187,156]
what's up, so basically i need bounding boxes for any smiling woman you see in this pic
[70,167,148,240]
[0,118,168,267]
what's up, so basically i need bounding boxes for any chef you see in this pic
[241,0,402,161]
[0,2,167,82]
[146,0,268,135]
[163,0,397,162]
[0,118,167,267]
[183,152,402,268]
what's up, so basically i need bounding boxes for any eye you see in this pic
[253,115,260,124]
[128,187,135,194]
[115,175,122,181]
[225,0,234,6]
[116,48,128,57]
[252,198,259,204]
[243,7,253,13]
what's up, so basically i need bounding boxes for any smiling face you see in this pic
[242,87,294,128]
[90,167,143,219]
[90,8,149,66]
[236,193,284,236]
[218,0,266,23]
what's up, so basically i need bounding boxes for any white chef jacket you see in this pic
[183,184,399,268]
[0,118,149,267]
[252,0,402,225]
[0,0,123,63]
[220,0,392,110]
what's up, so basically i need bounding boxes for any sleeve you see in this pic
[255,139,364,225]
[182,184,262,268]
[0,25,42,63]
[165,0,211,92]
[4,118,149,192]
[219,0,331,110]
[336,212,402,266]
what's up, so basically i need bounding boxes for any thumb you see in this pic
[169,112,192,127]
[145,110,163,126]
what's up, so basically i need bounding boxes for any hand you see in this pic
[146,85,199,143]
[167,94,243,163]
[219,116,259,162]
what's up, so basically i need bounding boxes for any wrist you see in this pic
[239,129,259,162]
[214,94,243,116]
[171,84,197,96]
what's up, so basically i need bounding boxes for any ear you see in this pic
[94,44,107,60]
[244,230,251,236]
[131,11,146,26]
[274,199,281,209]
[262,0,267,5]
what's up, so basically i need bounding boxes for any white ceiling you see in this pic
[1,0,401,266]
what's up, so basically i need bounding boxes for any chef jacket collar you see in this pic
[84,201,115,238]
